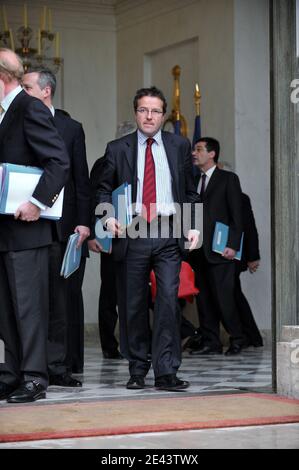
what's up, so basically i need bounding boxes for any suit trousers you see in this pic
[234,268,263,346]
[0,247,49,387]
[98,252,119,354]
[48,241,86,375]
[67,256,86,373]
[192,251,245,347]
[115,219,182,379]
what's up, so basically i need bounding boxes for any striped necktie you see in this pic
[142,138,157,222]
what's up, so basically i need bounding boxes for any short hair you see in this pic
[0,48,24,82]
[196,137,220,163]
[133,86,167,114]
[27,67,56,98]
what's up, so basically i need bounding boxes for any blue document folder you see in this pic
[0,163,64,220]
[60,233,82,278]
[112,182,132,227]
[212,222,244,261]
[95,217,112,253]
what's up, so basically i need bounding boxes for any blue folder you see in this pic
[212,222,244,261]
[112,182,132,227]
[60,233,82,278]
[0,163,64,220]
[95,217,113,253]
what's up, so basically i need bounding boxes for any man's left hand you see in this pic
[15,201,41,222]
[222,247,236,260]
[74,225,90,247]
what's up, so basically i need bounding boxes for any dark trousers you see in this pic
[48,241,86,375]
[235,269,263,346]
[67,257,86,372]
[192,251,245,348]
[115,224,182,379]
[98,252,119,354]
[0,247,49,387]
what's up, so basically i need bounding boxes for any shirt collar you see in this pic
[1,85,23,112]
[49,105,55,117]
[137,129,162,146]
[204,165,217,179]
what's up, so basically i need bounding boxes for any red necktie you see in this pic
[142,138,157,222]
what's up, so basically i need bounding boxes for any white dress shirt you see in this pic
[136,129,176,216]
[197,165,217,193]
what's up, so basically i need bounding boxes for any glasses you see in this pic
[136,107,164,116]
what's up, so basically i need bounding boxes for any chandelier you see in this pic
[0,4,62,74]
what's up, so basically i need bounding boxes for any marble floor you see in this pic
[1,345,298,449]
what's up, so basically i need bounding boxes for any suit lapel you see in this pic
[161,132,179,198]
[123,131,138,201]
[204,166,221,199]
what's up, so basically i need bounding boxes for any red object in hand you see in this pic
[150,261,199,303]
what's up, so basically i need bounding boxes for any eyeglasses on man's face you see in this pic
[136,107,164,117]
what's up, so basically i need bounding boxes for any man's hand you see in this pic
[187,229,200,251]
[106,217,124,237]
[74,225,90,247]
[14,201,41,222]
[222,247,236,260]
[88,238,107,253]
[248,260,260,273]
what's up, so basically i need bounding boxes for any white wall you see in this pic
[234,0,271,330]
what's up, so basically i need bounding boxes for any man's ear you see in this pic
[43,85,51,99]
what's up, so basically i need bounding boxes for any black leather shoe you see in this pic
[103,350,123,359]
[49,374,82,387]
[0,382,18,400]
[190,345,222,355]
[126,375,145,389]
[225,344,243,356]
[183,332,203,351]
[7,380,46,403]
[155,374,190,391]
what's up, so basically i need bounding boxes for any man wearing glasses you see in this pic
[93,86,200,391]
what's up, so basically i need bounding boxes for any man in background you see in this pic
[190,137,245,356]
[22,68,91,385]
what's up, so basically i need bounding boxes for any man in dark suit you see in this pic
[22,68,91,385]
[189,137,245,355]
[217,162,263,347]
[89,157,121,359]
[91,86,200,391]
[0,49,69,402]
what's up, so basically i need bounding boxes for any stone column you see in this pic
[271,0,299,393]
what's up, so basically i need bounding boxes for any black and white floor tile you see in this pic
[0,345,272,407]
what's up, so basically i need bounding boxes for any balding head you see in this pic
[0,48,24,85]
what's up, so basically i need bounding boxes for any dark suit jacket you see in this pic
[196,167,243,264]
[0,90,69,252]
[239,193,260,272]
[53,110,91,256]
[97,131,200,261]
